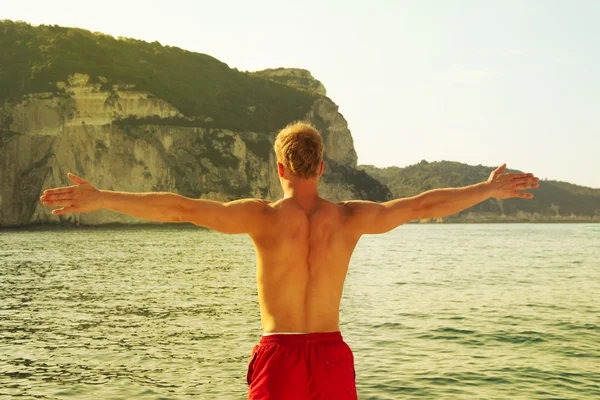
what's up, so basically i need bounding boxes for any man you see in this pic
[40,122,539,399]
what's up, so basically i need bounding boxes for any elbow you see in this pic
[416,201,452,220]
[413,197,435,219]
[171,203,191,223]
[419,204,446,220]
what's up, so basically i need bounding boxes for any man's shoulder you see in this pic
[226,198,273,216]
[229,198,272,206]
[251,199,274,214]
[255,199,273,206]
[335,200,380,214]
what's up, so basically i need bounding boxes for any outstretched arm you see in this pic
[40,173,270,234]
[344,164,539,234]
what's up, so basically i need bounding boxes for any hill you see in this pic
[360,161,600,222]
[0,20,316,132]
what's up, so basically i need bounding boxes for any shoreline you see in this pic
[1,219,598,231]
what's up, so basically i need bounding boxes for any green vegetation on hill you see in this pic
[361,160,493,198]
[0,20,316,132]
[360,161,600,221]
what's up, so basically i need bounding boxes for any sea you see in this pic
[1,224,599,399]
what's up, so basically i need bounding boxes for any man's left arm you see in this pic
[344,164,539,235]
[405,163,539,220]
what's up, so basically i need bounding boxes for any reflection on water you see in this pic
[1,224,599,399]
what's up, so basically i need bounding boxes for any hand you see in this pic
[487,163,539,199]
[40,173,103,215]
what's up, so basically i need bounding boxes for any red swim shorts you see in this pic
[246,331,357,399]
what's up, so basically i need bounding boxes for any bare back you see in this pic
[250,197,360,334]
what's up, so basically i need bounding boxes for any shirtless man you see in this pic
[40,122,539,399]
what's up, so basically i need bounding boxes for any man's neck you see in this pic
[281,179,320,202]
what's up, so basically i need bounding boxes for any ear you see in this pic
[277,162,285,178]
[318,161,325,177]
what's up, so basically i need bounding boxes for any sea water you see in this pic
[1,224,599,399]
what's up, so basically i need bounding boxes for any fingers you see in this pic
[40,194,73,209]
[494,163,507,175]
[51,205,80,215]
[510,173,535,179]
[44,199,74,207]
[43,187,75,196]
[68,172,89,185]
[51,207,75,215]
[513,191,534,199]
[512,176,539,184]
[40,193,72,202]
[514,182,540,190]
[40,192,75,209]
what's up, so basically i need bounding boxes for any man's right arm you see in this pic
[40,172,271,235]
[99,191,270,234]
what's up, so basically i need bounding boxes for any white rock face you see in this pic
[10,73,183,135]
[10,96,63,136]
[0,73,383,227]
[305,98,358,167]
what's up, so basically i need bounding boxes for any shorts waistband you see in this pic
[259,331,343,345]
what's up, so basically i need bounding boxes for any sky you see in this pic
[3,0,599,188]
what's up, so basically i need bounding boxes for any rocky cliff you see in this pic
[0,72,389,227]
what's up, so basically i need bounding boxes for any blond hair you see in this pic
[274,122,324,179]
